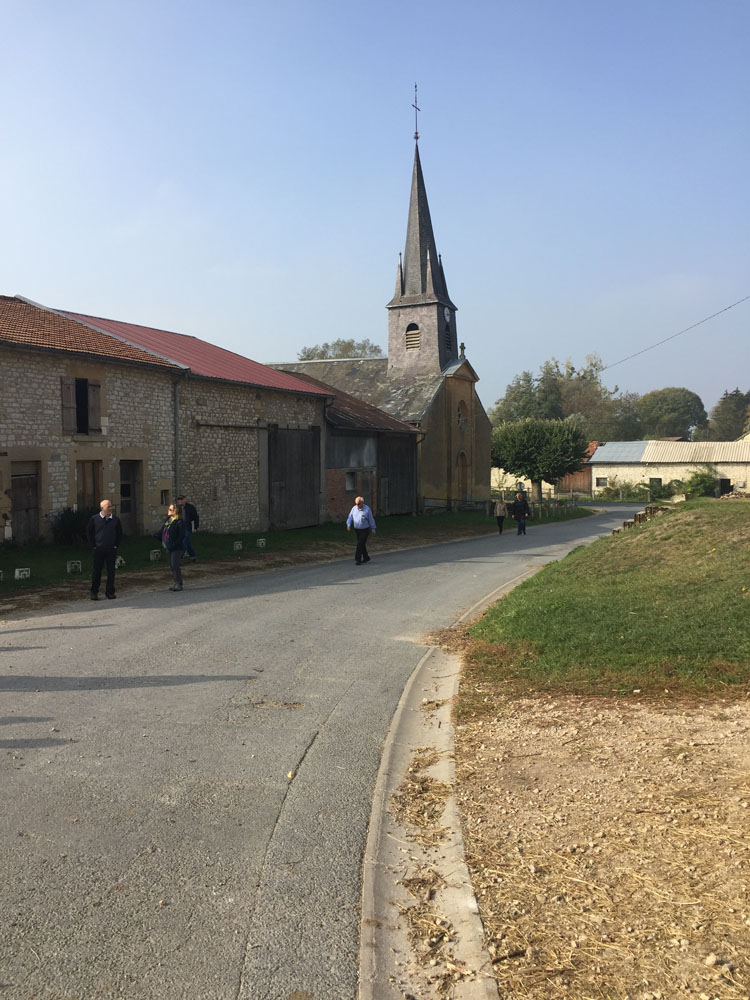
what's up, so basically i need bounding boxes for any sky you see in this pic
[1,0,748,416]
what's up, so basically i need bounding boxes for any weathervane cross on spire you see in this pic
[412,82,420,141]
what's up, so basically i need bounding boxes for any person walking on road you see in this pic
[159,503,186,591]
[86,499,122,601]
[510,491,530,535]
[346,496,376,565]
[177,494,199,562]
[494,497,508,534]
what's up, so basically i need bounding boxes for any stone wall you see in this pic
[0,345,175,539]
[418,375,491,504]
[177,378,326,533]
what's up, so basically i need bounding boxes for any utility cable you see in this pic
[602,294,750,373]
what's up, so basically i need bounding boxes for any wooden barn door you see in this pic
[10,464,40,543]
[268,427,320,529]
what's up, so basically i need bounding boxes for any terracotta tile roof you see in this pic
[60,309,327,396]
[279,370,418,434]
[0,296,181,369]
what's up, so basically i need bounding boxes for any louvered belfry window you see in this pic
[405,323,420,350]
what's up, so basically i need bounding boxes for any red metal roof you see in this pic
[61,309,328,397]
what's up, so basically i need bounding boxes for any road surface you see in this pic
[0,505,640,1000]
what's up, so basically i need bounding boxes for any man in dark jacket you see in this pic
[86,499,123,600]
[510,491,530,535]
[177,495,199,562]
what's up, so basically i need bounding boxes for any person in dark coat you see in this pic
[177,494,199,562]
[510,491,530,535]
[159,503,186,591]
[86,499,122,600]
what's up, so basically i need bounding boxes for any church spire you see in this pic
[388,143,455,307]
[386,135,459,374]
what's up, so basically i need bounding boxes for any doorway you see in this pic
[10,462,40,543]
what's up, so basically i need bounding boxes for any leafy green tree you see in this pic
[297,338,383,360]
[489,354,641,439]
[491,418,589,502]
[638,387,708,438]
[488,371,538,423]
[599,391,642,440]
[706,389,749,440]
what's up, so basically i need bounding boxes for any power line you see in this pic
[602,294,750,373]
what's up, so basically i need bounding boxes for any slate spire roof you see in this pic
[388,143,456,309]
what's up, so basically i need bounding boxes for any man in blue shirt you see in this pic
[346,496,376,565]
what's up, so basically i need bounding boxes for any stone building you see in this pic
[275,142,491,510]
[284,370,419,520]
[0,296,329,541]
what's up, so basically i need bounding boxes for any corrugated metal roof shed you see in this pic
[591,441,750,463]
[591,442,648,463]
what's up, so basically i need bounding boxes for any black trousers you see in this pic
[354,528,370,563]
[495,516,505,534]
[91,547,116,596]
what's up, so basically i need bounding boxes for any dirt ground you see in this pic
[454,692,750,999]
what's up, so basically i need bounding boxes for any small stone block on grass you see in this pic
[256,538,266,549]
[14,567,31,580]
[66,560,82,573]
[149,549,162,562]
[233,540,243,551]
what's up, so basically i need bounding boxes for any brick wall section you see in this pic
[177,378,325,533]
[325,467,377,522]
[0,345,174,538]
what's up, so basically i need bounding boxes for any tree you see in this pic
[598,391,643,441]
[491,418,589,502]
[489,354,640,440]
[297,338,383,360]
[638,387,708,439]
[705,389,749,440]
[488,371,537,423]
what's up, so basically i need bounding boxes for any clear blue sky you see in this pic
[2,0,748,417]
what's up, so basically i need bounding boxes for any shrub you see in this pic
[50,506,97,545]
[683,465,719,498]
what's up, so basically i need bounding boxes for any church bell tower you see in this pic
[386,141,458,376]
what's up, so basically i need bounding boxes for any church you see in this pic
[276,140,491,511]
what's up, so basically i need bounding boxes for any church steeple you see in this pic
[387,142,459,374]
[389,144,456,307]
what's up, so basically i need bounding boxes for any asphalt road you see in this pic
[0,505,641,1000]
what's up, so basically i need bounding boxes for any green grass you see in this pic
[463,498,750,699]
[0,506,590,597]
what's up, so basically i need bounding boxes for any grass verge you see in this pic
[458,498,750,705]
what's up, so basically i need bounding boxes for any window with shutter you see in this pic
[87,381,101,432]
[61,377,77,433]
[62,377,103,434]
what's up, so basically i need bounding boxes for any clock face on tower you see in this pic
[444,307,451,323]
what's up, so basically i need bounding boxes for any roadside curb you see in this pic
[358,644,499,999]
[358,570,543,999]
